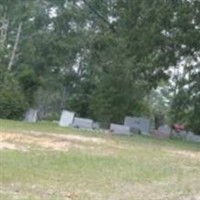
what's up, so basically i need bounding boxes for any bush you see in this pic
[0,75,28,119]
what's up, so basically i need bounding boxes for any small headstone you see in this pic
[72,117,93,129]
[124,116,150,135]
[158,125,171,134]
[110,124,131,135]
[186,132,200,143]
[152,125,171,139]
[93,122,100,130]
[59,110,75,127]
[24,109,38,123]
[172,130,187,140]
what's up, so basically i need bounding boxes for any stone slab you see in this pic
[152,125,171,139]
[24,109,38,123]
[72,117,93,129]
[124,116,150,135]
[93,122,100,130]
[59,110,75,127]
[172,131,187,140]
[186,132,200,143]
[110,124,131,135]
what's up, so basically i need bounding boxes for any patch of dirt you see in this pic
[0,131,107,152]
[167,149,200,160]
[0,142,17,150]
[182,195,200,200]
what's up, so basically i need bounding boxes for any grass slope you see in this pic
[0,119,200,200]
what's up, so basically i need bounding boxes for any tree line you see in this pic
[0,0,199,134]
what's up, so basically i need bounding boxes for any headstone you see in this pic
[186,132,200,143]
[110,124,131,135]
[93,122,100,130]
[24,109,38,123]
[172,130,187,140]
[152,125,171,139]
[158,125,171,134]
[124,116,150,135]
[72,117,93,129]
[59,110,75,127]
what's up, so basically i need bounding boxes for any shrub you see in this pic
[0,74,28,119]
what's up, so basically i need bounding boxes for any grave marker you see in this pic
[72,117,93,129]
[124,116,150,135]
[186,132,200,143]
[110,124,131,135]
[59,110,75,127]
[24,109,38,123]
[152,125,171,139]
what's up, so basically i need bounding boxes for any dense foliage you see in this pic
[0,0,199,134]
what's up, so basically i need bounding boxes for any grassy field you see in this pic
[0,119,200,200]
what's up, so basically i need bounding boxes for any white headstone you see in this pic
[110,124,131,135]
[72,117,93,129]
[24,109,38,123]
[59,110,75,127]
[124,116,150,135]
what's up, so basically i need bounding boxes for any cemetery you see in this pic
[1,1,200,199]
[55,109,200,143]
[22,108,200,143]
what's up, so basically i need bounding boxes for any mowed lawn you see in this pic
[0,120,200,200]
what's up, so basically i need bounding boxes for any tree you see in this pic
[0,0,199,127]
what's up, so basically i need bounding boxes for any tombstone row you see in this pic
[24,108,200,143]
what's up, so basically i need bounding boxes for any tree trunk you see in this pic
[0,15,9,50]
[8,22,22,71]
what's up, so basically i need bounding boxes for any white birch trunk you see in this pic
[0,15,9,50]
[8,22,22,71]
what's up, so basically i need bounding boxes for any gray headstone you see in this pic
[24,109,38,123]
[59,110,75,127]
[152,125,171,139]
[172,130,187,140]
[186,132,200,143]
[110,124,131,135]
[158,125,171,134]
[72,117,93,129]
[124,116,150,135]
[93,122,100,130]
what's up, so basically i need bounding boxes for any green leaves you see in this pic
[0,0,199,128]
[0,74,28,119]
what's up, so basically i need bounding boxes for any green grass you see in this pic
[0,119,200,200]
[0,119,99,136]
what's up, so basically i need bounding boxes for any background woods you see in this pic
[0,0,199,134]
